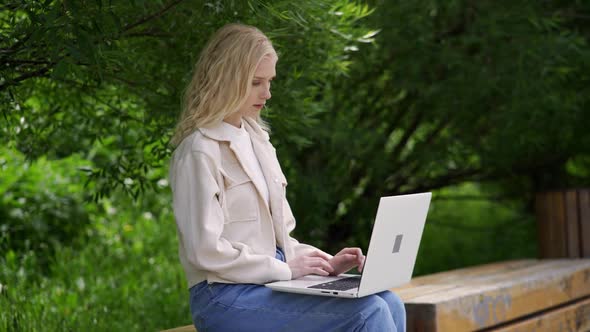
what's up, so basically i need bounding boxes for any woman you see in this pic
[169,23,406,331]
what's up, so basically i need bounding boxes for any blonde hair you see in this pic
[171,23,276,147]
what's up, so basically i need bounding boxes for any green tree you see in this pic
[2,0,589,256]
[1,0,374,200]
[285,0,590,251]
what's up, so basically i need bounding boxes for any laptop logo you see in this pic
[392,234,403,253]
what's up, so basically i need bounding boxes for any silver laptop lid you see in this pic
[357,192,431,297]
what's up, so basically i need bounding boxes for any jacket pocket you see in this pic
[221,162,259,223]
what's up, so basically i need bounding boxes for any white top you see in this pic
[221,121,270,206]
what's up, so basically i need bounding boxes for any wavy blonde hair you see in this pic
[171,23,276,147]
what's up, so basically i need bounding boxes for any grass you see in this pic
[0,196,191,332]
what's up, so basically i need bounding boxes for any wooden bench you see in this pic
[397,259,590,331]
[162,259,590,332]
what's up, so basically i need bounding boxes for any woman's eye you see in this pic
[252,81,261,86]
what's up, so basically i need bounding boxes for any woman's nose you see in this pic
[261,83,271,100]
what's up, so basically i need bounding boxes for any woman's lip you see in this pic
[254,104,264,109]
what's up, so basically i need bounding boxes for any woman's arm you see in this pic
[171,150,292,284]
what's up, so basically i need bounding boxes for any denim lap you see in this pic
[189,248,405,332]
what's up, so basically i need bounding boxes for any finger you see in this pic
[337,247,360,255]
[336,248,362,262]
[358,255,366,272]
[320,260,335,273]
[308,250,332,261]
[336,247,351,256]
[334,254,356,263]
[348,247,363,258]
[310,267,330,276]
[308,257,325,265]
[357,252,364,264]
[355,248,364,259]
[307,257,326,265]
[308,257,334,271]
[330,254,358,273]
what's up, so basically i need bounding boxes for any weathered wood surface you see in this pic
[161,325,196,332]
[565,190,581,258]
[536,191,567,257]
[490,297,590,332]
[581,190,590,257]
[536,189,590,259]
[392,259,590,332]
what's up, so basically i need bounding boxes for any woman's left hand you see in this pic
[328,247,365,276]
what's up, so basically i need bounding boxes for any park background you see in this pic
[1,0,589,331]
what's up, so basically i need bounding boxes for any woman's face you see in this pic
[238,54,277,118]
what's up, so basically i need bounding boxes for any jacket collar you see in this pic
[198,117,270,142]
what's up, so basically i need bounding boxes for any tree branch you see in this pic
[389,109,424,161]
[0,2,20,11]
[398,168,485,195]
[122,0,185,33]
[0,32,32,55]
[2,59,56,65]
[0,1,183,90]
[435,194,513,201]
[90,95,142,124]
[123,30,173,38]
[0,66,51,91]
[385,118,451,189]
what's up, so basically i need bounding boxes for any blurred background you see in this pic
[1,0,589,330]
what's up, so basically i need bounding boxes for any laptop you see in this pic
[265,192,431,298]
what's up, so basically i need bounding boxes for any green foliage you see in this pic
[285,0,590,251]
[1,1,589,329]
[416,182,537,275]
[0,147,93,266]
[0,190,186,332]
[1,0,373,200]
[4,0,587,251]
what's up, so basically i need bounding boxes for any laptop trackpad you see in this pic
[308,276,361,291]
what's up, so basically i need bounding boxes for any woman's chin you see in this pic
[246,109,261,118]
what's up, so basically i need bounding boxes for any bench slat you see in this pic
[397,259,556,302]
[490,296,590,332]
[405,259,587,302]
[565,190,581,258]
[396,259,539,301]
[393,259,590,331]
[396,260,537,290]
[581,191,590,257]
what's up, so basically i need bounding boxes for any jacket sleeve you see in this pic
[171,150,292,284]
[283,195,333,260]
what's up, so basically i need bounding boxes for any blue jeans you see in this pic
[189,248,406,331]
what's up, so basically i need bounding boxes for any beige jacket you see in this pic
[170,117,327,288]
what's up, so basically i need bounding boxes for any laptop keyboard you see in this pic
[308,277,361,291]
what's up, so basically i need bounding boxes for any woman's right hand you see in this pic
[288,251,334,279]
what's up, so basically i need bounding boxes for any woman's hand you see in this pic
[288,251,334,279]
[328,247,365,276]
